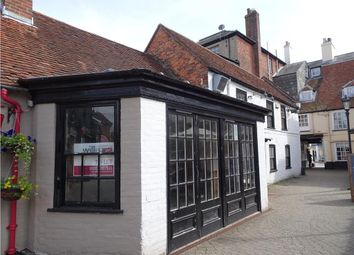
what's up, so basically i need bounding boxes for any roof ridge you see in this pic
[158,25,296,106]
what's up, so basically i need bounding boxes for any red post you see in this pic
[1,89,22,255]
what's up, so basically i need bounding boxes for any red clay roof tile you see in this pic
[1,12,170,86]
[149,25,296,107]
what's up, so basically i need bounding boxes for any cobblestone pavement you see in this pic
[182,169,354,255]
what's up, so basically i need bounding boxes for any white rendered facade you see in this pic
[208,71,302,184]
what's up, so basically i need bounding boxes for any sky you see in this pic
[33,0,354,63]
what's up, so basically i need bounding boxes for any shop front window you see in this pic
[56,102,119,209]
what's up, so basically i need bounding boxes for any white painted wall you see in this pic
[140,98,167,255]
[208,71,301,185]
[29,101,142,255]
[256,121,268,211]
[27,98,168,255]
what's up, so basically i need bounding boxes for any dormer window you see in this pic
[342,86,354,98]
[299,90,316,102]
[210,46,220,54]
[309,67,321,78]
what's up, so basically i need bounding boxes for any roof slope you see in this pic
[275,61,306,77]
[1,12,170,86]
[147,24,296,106]
[301,60,354,112]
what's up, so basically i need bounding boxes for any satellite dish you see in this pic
[218,24,225,31]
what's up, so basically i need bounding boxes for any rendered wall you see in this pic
[27,98,168,255]
[29,101,142,254]
[1,90,32,254]
[301,110,354,163]
[210,71,302,184]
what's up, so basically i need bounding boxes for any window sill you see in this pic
[286,166,292,169]
[270,169,277,173]
[332,129,347,132]
[47,207,124,214]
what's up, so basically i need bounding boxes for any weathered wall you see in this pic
[1,90,32,254]
[28,100,143,254]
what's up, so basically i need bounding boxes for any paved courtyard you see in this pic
[182,169,354,255]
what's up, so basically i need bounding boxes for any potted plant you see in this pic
[1,130,38,200]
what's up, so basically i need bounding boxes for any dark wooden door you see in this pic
[239,124,258,215]
[223,121,244,224]
[197,117,223,236]
[168,112,198,251]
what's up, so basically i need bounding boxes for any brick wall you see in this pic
[235,36,256,75]
[3,0,32,20]
[146,26,209,88]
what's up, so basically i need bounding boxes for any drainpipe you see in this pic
[1,88,22,255]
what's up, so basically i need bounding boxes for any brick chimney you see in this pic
[245,8,261,77]
[284,41,291,64]
[1,0,33,25]
[321,38,335,62]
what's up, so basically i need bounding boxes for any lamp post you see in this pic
[342,96,352,154]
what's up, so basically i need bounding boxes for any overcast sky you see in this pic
[34,0,354,63]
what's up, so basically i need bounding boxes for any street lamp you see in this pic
[342,96,352,154]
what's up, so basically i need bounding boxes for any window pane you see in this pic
[179,185,186,208]
[170,162,177,185]
[187,183,195,205]
[178,162,186,183]
[169,138,177,160]
[99,180,115,202]
[169,114,177,137]
[205,120,211,139]
[178,138,186,160]
[211,121,217,139]
[66,155,77,177]
[65,179,81,202]
[186,161,194,182]
[200,161,206,180]
[186,139,193,160]
[177,115,185,137]
[82,179,98,202]
[100,155,115,177]
[199,120,205,138]
[65,106,115,154]
[186,116,193,137]
[206,159,212,179]
[170,186,177,210]
[83,155,98,177]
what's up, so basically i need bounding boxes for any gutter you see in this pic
[1,84,29,92]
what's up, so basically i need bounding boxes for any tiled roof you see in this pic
[154,25,296,106]
[275,61,306,76]
[1,12,170,86]
[308,52,354,68]
[301,60,354,112]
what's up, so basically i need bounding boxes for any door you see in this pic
[197,117,223,236]
[240,124,258,215]
[223,121,244,223]
[223,122,258,224]
[168,112,198,251]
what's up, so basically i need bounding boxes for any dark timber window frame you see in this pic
[269,144,277,172]
[281,105,287,130]
[285,145,291,169]
[50,101,122,214]
[236,88,247,102]
[266,101,274,129]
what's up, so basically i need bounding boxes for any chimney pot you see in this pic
[284,41,291,64]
